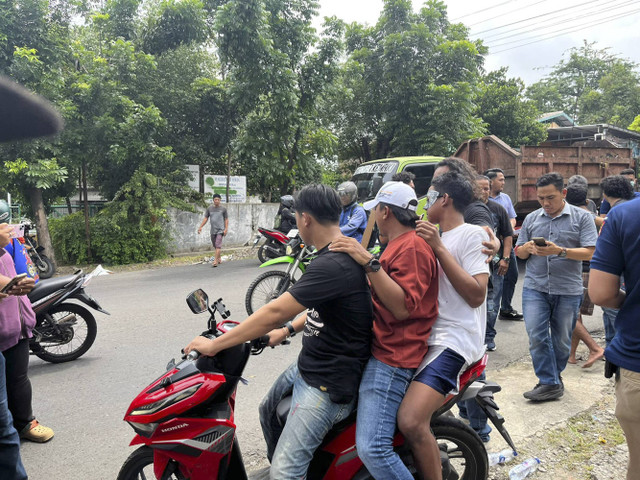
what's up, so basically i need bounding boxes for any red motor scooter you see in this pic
[118,289,516,480]
[252,227,292,264]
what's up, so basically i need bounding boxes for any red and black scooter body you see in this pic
[124,320,253,480]
[123,292,515,480]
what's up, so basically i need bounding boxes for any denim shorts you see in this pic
[211,233,224,249]
[414,347,466,395]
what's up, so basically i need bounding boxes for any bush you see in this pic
[49,170,191,265]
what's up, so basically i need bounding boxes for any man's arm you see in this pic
[532,243,595,261]
[416,221,488,308]
[223,216,229,236]
[197,216,208,233]
[497,235,512,276]
[329,236,411,320]
[184,292,305,356]
[588,269,625,309]
[266,312,307,346]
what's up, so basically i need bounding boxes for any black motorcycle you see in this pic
[22,222,55,279]
[28,267,109,363]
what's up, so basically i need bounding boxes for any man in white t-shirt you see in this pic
[396,171,489,480]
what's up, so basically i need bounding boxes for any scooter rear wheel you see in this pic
[431,416,489,480]
[117,446,186,480]
[31,303,97,363]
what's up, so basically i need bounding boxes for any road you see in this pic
[19,258,605,479]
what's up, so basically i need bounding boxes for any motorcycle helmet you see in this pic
[0,200,10,224]
[337,181,358,205]
[280,195,294,209]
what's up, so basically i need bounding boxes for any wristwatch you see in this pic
[364,256,382,273]
[557,247,568,258]
[285,321,296,337]
[501,256,510,263]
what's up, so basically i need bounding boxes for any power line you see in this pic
[466,0,552,27]
[484,0,637,46]
[471,0,601,35]
[451,0,515,21]
[489,7,640,53]
[480,0,629,42]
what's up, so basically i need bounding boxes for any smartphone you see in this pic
[532,237,547,246]
[8,224,24,238]
[0,273,28,294]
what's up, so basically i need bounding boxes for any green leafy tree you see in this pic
[629,114,640,133]
[327,0,486,163]
[476,68,547,147]
[527,42,640,127]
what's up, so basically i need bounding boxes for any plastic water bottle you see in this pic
[488,448,517,466]
[508,457,541,479]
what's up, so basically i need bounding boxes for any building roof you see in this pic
[537,111,576,127]
[545,124,640,143]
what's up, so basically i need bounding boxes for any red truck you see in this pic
[455,135,637,218]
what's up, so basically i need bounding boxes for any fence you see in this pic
[49,203,105,219]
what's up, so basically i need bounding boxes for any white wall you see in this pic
[165,204,280,253]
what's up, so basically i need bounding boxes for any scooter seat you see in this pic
[28,274,79,303]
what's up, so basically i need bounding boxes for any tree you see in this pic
[629,115,640,133]
[327,0,487,163]
[527,41,640,127]
[476,68,547,147]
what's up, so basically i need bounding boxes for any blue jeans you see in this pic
[522,288,581,385]
[500,250,518,312]
[0,353,27,480]
[259,362,299,462]
[486,269,504,342]
[602,307,618,347]
[268,365,355,479]
[356,357,415,480]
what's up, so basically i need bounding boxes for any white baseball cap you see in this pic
[363,181,418,211]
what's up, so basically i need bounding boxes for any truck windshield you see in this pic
[351,161,399,203]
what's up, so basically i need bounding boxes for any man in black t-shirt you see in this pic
[185,184,373,480]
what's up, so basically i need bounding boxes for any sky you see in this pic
[316,0,640,85]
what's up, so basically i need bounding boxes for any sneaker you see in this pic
[499,310,524,320]
[486,340,496,352]
[20,420,54,443]
[523,383,563,402]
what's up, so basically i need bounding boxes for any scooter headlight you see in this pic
[286,245,293,256]
[128,421,159,438]
[130,385,201,416]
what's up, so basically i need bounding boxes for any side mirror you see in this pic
[186,289,209,314]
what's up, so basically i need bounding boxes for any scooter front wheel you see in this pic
[34,254,55,279]
[117,446,186,480]
[245,270,294,315]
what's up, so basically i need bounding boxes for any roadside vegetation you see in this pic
[1,0,639,265]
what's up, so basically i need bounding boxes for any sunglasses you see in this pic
[426,190,444,209]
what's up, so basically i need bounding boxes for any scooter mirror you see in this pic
[186,289,209,314]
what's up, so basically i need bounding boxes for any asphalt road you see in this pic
[18,258,604,479]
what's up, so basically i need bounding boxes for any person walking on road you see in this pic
[589,197,640,480]
[198,193,228,267]
[485,168,523,321]
[515,172,598,402]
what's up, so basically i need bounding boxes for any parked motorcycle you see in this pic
[251,227,292,263]
[117,288,515,480]
[245,231,314,315]
[27,267,109,363]
[246,233,382,316]
[20,221,56,279]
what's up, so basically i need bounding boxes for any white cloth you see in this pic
[422,223,490,369]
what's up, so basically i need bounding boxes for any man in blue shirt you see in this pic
[589,198,640,480]
[516,173,598,402]
[337,181,368,243]
[485,168,523,320]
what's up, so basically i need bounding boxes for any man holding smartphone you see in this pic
[515,173,598,402]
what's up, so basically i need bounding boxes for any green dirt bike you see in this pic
[244,230,381,315]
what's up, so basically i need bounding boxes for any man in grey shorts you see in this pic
[198,193,228,267]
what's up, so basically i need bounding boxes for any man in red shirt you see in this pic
[330,181,439,479]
